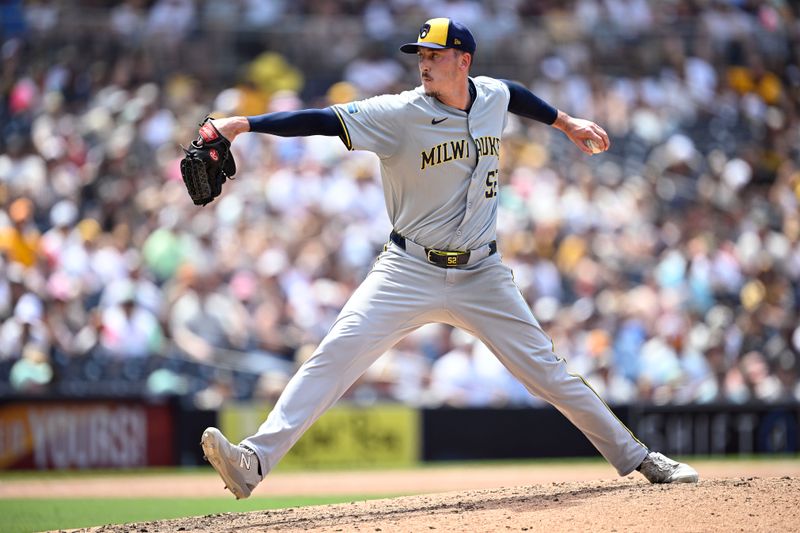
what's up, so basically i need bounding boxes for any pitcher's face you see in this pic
[418,48,468,98]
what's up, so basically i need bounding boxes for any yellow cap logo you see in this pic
[418,18,449,46]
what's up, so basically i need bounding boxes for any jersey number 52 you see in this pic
[485,169,499,198]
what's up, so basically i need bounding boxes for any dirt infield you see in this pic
[80,476,799,533]
[3,459,796,532]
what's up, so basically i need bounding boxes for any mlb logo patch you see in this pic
[347,102,360,114]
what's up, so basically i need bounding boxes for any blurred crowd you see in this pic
[0,0,799,407]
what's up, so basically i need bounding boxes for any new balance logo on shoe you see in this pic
[240,453,251,470]
[202,427,261,499]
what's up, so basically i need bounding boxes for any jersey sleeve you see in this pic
[473,76,512,129]
[474,76,511,105]
[330,94,405,158]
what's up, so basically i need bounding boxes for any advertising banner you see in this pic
[221,403,420,469]
[632,404,800,455]
[0,401,174,470]
[422,404,800,461]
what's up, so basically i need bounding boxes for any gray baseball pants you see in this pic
[243,243,649,477]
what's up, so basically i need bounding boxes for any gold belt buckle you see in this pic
[427,249,469,267]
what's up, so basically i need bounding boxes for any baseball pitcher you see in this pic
[193,18,699,499]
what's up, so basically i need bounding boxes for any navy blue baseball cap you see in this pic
[400,18,476,55]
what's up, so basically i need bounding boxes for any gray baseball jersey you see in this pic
[242,77,649,478]
[330,76,507,251]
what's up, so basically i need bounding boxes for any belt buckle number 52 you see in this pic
[428,249,466,267]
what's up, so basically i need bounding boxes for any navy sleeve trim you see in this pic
[500,79,558,125]
[246,108,345,138]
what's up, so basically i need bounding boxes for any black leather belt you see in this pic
[389,230,497,268]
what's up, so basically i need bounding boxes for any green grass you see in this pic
[0,495,392,533]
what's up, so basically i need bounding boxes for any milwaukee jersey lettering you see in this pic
[420,139,471,170]
[332,76,510,250]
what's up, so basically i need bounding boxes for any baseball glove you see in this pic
[180,117,236,206]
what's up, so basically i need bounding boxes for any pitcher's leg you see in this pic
[242,249,444,476]
[242,315,420,475]
[449,259,648,475]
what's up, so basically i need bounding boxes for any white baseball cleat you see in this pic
[637,451,699,484]
[201,427,261,499]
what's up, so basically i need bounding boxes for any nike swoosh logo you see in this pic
[431,117,448,125]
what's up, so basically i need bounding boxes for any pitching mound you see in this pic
[85,476,798,532]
